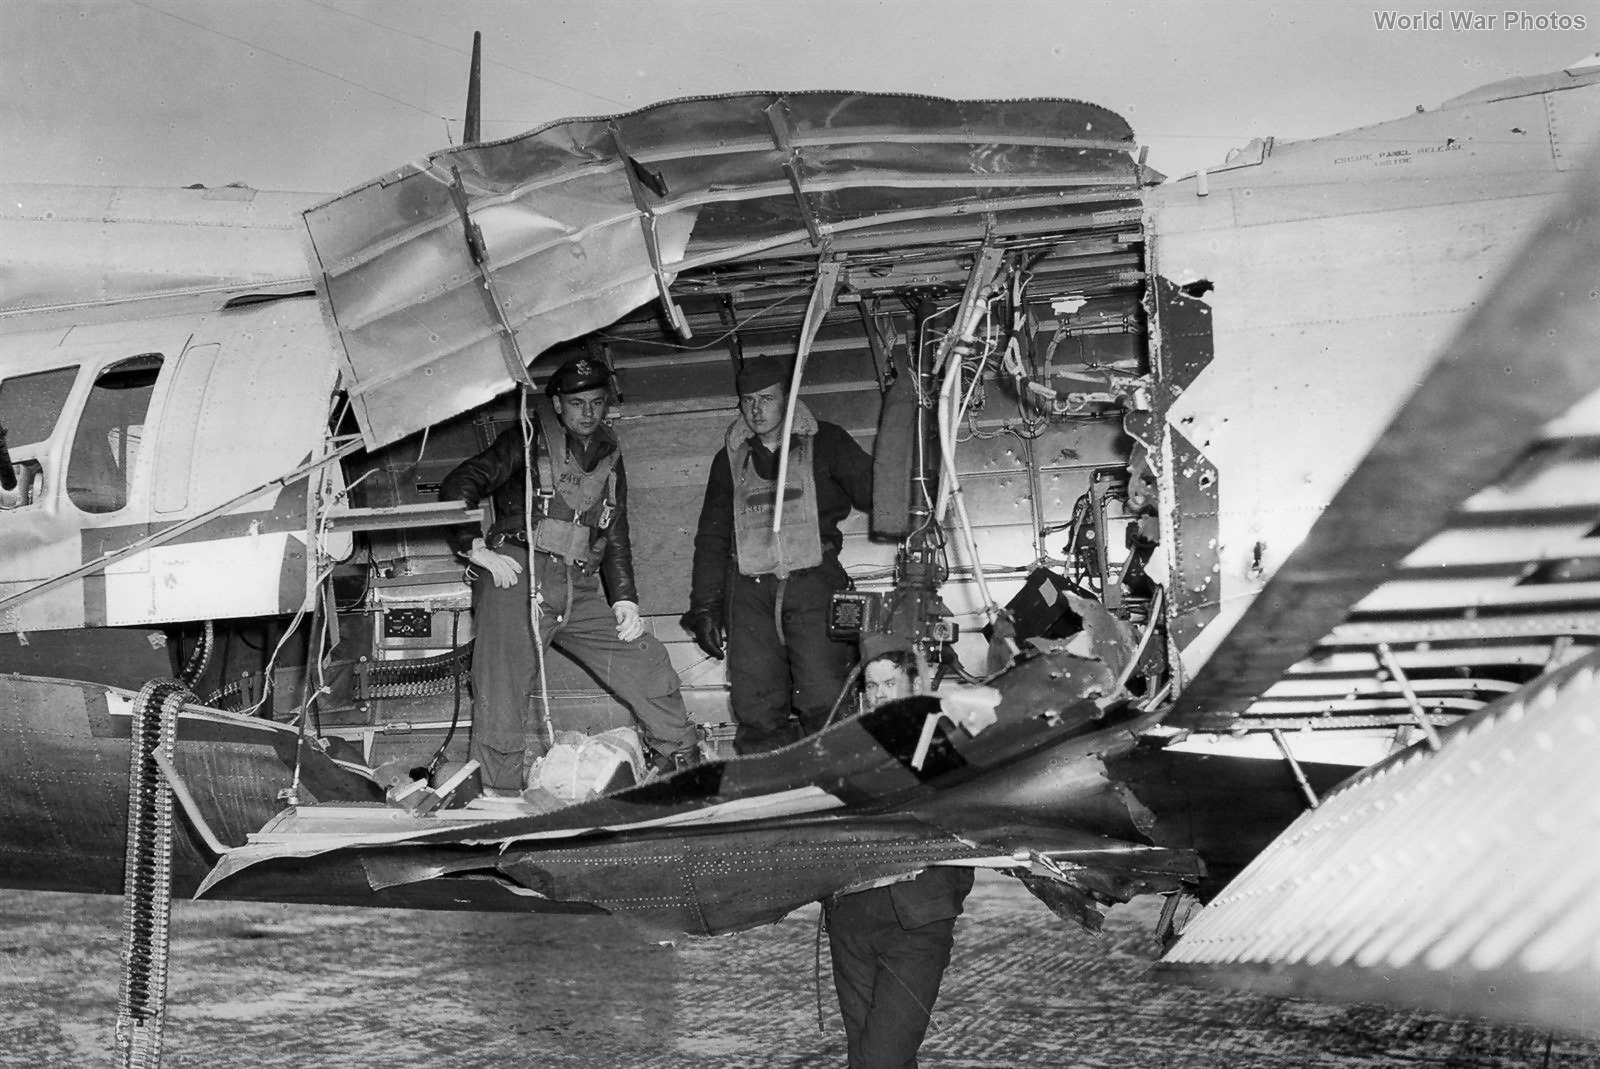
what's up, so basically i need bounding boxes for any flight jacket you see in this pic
[439,424,638,605]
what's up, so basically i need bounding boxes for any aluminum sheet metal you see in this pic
[301,92,1139,449]
[0,184,316,328]
[1160,647,1600,1037]
[1163,121,1600,728]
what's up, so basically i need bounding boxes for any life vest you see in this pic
[726,400,824,577]
[532,398,618,565]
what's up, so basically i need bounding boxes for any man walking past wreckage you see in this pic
[441,355,699,796]
[680,355,874,754]
[825,649,974,1068]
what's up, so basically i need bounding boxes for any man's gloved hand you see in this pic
[686,613,725,660]
[465,538,522,589]
[612,600,644,642]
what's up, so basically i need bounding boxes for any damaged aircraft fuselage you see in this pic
[1,66,1598,944]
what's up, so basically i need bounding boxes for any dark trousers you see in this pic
[824,887,959,1069]
[725,558,854,754]
[470,545,694,790]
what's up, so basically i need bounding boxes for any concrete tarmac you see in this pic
[2,874,1596,1068]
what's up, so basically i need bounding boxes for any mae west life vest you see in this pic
[531,398,618,565]
[727,400,824,578]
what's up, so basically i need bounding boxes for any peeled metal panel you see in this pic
[307,170,695,452]
[304,91,1139,450]
[1162,651,1600,1038]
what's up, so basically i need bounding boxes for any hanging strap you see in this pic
[532,398,618,528]
[521,391,554,753]
[533,398,562,513]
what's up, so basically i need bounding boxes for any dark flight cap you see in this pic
[544,355,612,397]
[859,634,915,667]
[735,355,792,396]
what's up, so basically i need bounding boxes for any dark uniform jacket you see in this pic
[439,425,638,604]
[885,866,975,929]
[687,420,873,619]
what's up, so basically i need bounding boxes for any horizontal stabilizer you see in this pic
[1159,649,1600,1037]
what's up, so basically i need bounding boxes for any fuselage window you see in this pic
[0,365,79,446]
[67,353,163,515]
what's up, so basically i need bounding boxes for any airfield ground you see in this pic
[2,874,1595,1068]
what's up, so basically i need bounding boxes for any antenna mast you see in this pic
[464,30,482,145]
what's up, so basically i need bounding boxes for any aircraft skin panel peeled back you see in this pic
[1143,76,1600,684]
[304,149,697,451]
[303,92,1137,451]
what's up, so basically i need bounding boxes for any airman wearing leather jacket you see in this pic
[441,355,698,794]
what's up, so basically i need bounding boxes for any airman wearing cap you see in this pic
[440,350,701,794]
[681,355,875,754]
[823,657,973,1068]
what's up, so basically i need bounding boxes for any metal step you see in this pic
[321,501,481,533]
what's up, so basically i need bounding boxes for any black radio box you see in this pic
[828,591,883,639]
[986,568,1082,643]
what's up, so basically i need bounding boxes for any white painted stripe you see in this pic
[103,532,288,625]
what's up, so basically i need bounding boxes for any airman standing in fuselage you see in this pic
[441,356,699,795]
[680,356,874,754]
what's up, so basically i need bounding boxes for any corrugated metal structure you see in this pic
[301,91,1150,451]
[1161,648,1600,1037]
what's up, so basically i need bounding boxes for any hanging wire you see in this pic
[819,662,865,732]
[283,446,349,801]
[299,0,628,109]
[243,450,361,721]
[814,908,830,1033]
[129,0,451,123]
[934,271,1009,624]
[428,609,466,778]
[521,388,556,754]
[596,290,806,352]
[241,606,308,718]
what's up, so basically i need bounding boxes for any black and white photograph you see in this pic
[2,2,1599,1066]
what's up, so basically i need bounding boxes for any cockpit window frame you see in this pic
[65,352,164,516]
[0,364,81,449]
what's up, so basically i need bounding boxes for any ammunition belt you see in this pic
[357,646,472,700]
[201,677,250,711]
[200,646,472,709]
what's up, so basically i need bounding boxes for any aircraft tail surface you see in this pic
[1160,647,1600,1037]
